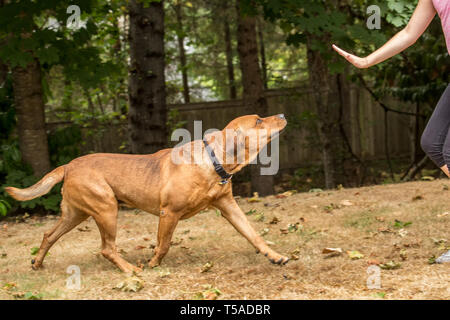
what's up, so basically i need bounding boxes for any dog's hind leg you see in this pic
[214,193,289,265]
[32,200,88,270]
[148,209,179,268]
[93,209,142,274]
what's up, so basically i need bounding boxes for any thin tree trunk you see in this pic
[128,0,167,154]
[224,20,237,99]
[174,3,190,103]
[256,18,267,89]
[84,87,95,114]
[12,59,51,177]
[306,34,341,189]
[236,0,274,196]
[0,61,7,87]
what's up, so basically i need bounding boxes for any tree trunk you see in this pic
[236,0,274,196]
[174,3,190,103]
[306,34,349,189]
[12,59,51,177]
[256,18,267,89]
[224,20,237,99]
[128,0,167,154]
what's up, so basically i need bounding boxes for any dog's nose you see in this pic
[277,114,285,120]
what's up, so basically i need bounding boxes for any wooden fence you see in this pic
[49,84,422,172]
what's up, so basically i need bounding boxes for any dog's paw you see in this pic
[148,258,160,269]
[31,259,42,270]
[268,255,290,266]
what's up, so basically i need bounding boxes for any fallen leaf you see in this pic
[375,217,385,222]
[194,285,222,300]
[437,212,449,218]
[290,248,300,260]
[11,292,25,298]
[30,247,39,256]
[23,291,43,300]
[347,250,364,260]
[367,259,381,265]
[2,282,16,290]
[253,213,265,222]
[421,176,435,181]
[322,247,343,254]
[379,261,401,270]
[287,223,300,233]
[398,229,408,238]
[428,256,437,265]
[269,217,280,224]
[247,192,261,203]
[114,276,144,292]
[378,227,394,233]
[135,245,146,250]
[309,188,323,193]
[400,250,408,261]
[260,228,269,236]
[340,200,353,206]
[200,262,213,273]
[412,195,424,201]
[157,268,171,278]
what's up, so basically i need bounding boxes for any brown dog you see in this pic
[5,114,289,273]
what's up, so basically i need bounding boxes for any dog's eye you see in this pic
[256,119,263,125]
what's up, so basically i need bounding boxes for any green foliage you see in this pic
[0,141,63,215]
[254,0,449,114]
[0,199,11,216]
[48,125,82,166]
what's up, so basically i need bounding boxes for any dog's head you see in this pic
[205,114,287,172]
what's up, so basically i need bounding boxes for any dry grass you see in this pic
[0,179,449,300]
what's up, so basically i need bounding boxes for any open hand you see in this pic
[332,44,370,69]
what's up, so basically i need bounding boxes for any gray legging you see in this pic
[421,84,450,172]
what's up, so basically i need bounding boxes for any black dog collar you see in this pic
[203,139,233,185]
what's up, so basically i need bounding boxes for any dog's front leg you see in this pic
[148,209,180,268]
[214,193,289,265]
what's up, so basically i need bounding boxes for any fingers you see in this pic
[332,44,350,58]
[332,44,368,68]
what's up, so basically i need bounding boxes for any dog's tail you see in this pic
[5,166,65,201]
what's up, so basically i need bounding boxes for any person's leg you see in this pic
[420,84,450,177]
[420,84,450,263]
